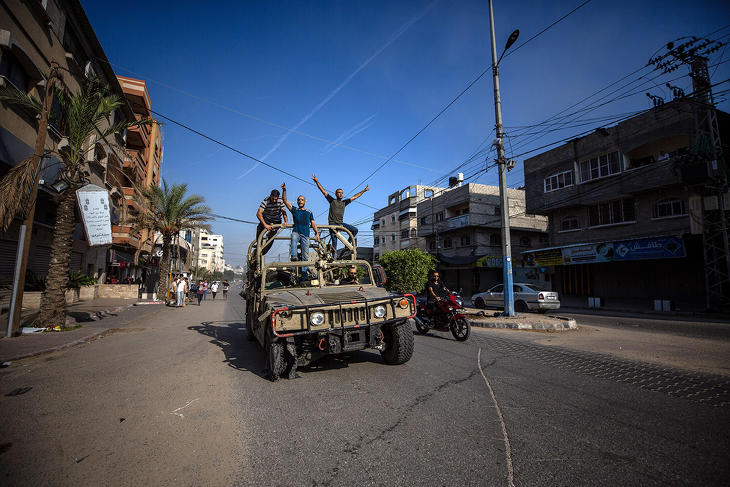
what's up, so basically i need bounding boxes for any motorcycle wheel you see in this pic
[450,317,471,341]
[414,315,430,335]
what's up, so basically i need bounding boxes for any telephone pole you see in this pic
[488,0,519,316]
[6,62,60,337]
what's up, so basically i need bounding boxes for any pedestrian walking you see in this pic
[282,183,320,278]
[196,280,204,306]
[175,276,187,307]
[312,174,369,250]
[202,280,208,300]
[222,280,230,300]
[256,188,289,255]
[211,281,219,300]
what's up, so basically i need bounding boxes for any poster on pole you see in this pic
[76,184,113,246]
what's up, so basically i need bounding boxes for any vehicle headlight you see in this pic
[374,305,386,318]
[310,312,325,325]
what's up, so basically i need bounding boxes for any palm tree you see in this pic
[0,75,143,326]
[130,180,211,298]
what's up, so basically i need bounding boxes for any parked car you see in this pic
[471,283,560,313]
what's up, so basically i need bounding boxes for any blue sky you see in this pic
[82,0,730,265]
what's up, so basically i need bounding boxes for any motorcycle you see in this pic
[414,292,471,341]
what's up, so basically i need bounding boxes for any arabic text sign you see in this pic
[562,243,614,265]
[76,184,112,246]
[613,236,685,261]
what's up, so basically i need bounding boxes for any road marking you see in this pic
[170,398,200,418]
[478,348,515,487]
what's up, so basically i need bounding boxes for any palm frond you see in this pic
[0,84,43,115]
[0,157,39,231]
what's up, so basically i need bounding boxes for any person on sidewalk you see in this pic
[256,188,289,256]
[175,276,187,307]
[211,281,219,300]
[311,174,369,250]
[202,280,208,300]
[196,280,204,306]
[222,280,230,300]
[281,183,320,278]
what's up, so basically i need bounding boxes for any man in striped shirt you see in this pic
[256,188,288,255]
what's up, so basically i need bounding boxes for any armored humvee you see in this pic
[244,224,415,380]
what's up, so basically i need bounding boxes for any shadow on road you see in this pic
[188,321,269,381]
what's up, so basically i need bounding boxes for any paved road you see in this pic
[1,293,728,486]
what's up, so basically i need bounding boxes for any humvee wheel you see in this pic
[245,302,255,341]
[380,319,414,365]
[265,331,287,381]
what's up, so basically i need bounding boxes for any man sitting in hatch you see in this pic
[340,267,360,285]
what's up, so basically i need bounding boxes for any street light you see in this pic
[488,0,519,316]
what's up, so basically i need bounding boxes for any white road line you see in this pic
[478,348,515,487]
[170,398,200,418]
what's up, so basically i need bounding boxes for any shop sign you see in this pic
[613,236,685,261]
[562,242,614,265]
[475,255,503,268]
[525,248,563,267]
[76,184,112,246]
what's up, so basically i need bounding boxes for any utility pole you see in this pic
[488,1,519,316]
[6,62,60,337]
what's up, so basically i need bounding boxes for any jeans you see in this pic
[291,231,310,276]
[329,222,358,250]
[197,293,203,305]
[176,290,184,306]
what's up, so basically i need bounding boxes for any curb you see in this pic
[466,311,577,331]
[2,328,110,363]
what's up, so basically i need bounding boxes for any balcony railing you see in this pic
[448,214,470,229]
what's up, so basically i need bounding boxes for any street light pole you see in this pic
[488,0,518,316]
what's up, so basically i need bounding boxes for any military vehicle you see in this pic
[244,224,415,380]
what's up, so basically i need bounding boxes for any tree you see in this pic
[130,180,211,297]
[378,249,436,294]
[0,75,144,326]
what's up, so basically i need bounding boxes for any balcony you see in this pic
[123,150,146,183]
[448,214,470,229]
[122,186,143,213]
[126,115,149,149]
[112,224,141,248]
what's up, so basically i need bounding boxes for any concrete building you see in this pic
[522,99,730,311]
[372,184,444,260]
[0,0,134,285]
[197,230,224,273]
[416,183,549,297]
[106,76,162,283]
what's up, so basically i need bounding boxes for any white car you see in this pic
[471,283,560,313]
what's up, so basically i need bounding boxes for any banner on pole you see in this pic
[76,184,113,246]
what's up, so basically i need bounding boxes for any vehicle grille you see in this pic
[317,291,365,304]
[326,306,370,325]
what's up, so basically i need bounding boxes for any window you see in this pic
[560,216,580,231]
[653,199,687,219]
[389,196,396,205]
[493,205,500,216]
[424,189,434,198]
[490,234,500,246]
[443,238,452,248]
[420,216,430,225]
[391,233,396,241]
[519,236,531,247]
[410,228,417,238]
[401,229,409,238]
[435,212,444,222]
[544,170,574,192]
[578,151,622,182]
[374,236,379,245]
[429,241,436,250]
[0,51,29,92]
[381,219,385,226]
[589,198,635,227]
[460,234,471,246]
[391,215,396,223]
[374,254,379,260]
[491,284,504,293]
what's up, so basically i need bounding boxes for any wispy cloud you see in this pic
[321,114,377,155]
[236,0,439,180]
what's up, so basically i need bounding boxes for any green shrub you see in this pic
[66,271,97,289]
[378,249,436,294]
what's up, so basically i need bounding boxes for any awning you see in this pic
[438,255,481,266]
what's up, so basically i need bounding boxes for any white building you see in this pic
[197,230,225,272]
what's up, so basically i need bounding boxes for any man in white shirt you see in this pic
[176,277,187,307]
[211,281,219,300]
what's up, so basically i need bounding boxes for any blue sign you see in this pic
[612,236,685,261]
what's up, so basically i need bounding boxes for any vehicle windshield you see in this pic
[264,266,313,290]
[322,263,372,287]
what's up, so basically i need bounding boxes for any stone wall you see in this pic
[96,284,139,299]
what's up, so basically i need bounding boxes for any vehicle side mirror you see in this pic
[373,265,387,287]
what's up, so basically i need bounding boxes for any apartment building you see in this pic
[106,76,162,283]
[416,183,549,297]
[372,184,443,260]
[523,98,730,311]
[0,0,135,284]
[197,230,225,273]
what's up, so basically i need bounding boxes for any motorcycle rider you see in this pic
[425,270,451,320]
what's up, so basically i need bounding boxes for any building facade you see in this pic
[372,184,443,260]
[523,99,729,311]
[0,0,134,286]
[197,230,224,273]
[416,183,549,297]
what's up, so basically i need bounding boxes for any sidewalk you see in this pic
[0,299,165,363]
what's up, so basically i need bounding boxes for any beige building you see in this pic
[197,230,224,273]
[0,0,135,284]
[372,184,444,260]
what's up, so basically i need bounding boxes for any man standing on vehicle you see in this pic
[282,183,320,277]
[256,188,289,256]
[312,174,369,250]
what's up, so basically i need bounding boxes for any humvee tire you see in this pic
[265,331,287,381]
[245,302,255,341]
[380,319,414,365]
